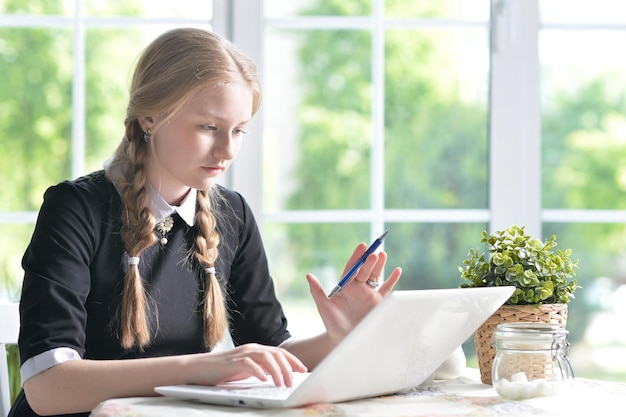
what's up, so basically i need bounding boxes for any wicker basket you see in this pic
[474,304,568,385]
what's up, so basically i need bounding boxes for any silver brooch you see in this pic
[155,216,174,245]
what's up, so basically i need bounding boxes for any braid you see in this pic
[195,189,228,349]
[116,121,158,350]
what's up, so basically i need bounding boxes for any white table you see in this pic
[91,368,626,417]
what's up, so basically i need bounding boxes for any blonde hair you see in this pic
[109,28,261,350]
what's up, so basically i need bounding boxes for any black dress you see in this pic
[9,171,290,417]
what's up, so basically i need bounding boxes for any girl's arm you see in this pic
[24,343,306,416]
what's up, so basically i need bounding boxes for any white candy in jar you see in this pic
[494,371,564,400]
[491,323,574,401]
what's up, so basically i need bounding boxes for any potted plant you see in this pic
[458,225,580,384]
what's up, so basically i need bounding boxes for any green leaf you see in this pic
[458,225,580,305]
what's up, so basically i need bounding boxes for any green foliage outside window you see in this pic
[0,0,146,403]
[2,0,626,395]
[281,0,488,297]
[276,1,626,377]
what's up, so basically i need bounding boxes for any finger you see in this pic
[239,347,286,387]
[272,350,298,387]
[232,355,270,383]
[266,348,308,387]
[353,253,379,284]
[367,251,388,284]
[306,274,343,335]
[341,243,368,276]
[306,273,327,302]
[276,346,308,376]
[378,266,402,296]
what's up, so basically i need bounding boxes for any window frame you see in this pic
[0,0,215,225]
[229,0,626,242]
[229,0,538,240]
[3,0,626,262]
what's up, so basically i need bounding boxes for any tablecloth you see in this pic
[91,369,626,417]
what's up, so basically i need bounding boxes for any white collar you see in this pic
[104,157,197,226]
[148,186,197,226]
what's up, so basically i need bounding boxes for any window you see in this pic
[540,0,626,380]
[0,0,215,299]
[2,0,626,382]
[251,0,626,381]
[256,0,492,337]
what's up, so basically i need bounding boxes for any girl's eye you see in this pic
[233,128,248,136]
[202,125,217,131]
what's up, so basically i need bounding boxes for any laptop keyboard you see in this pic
[214,384,298,399]
[213,373,309,399]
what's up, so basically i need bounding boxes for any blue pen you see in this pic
[327,230,389,298]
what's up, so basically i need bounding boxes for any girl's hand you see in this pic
[306,243,402,343]
[187,343,308,388]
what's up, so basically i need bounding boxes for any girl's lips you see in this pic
[202,166,224,176]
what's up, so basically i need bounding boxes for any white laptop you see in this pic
[155,286,514,408]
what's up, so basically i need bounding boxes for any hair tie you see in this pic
[205,267,216,275]
[128,256,140,266]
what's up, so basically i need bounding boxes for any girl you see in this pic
[9,28,402,417]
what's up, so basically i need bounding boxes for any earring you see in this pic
[143,130,151,142]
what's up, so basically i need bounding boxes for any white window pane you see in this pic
[540,0,626,24]
[0,0,73,14]
[265,0,370,17]
[541,30,626,210]
[0,225,35,302]
[384,27,489,209]
[544,223,626,380]
[0,27,73,211]
[386,0,490,20]
[263,28,373,211]
[84,0,213,18]
[540,2,626,382]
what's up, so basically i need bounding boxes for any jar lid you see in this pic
[494,322,569,340]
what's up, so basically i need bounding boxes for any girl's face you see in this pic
[143,82,253,205]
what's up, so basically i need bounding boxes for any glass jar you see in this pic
[492,322,574,400]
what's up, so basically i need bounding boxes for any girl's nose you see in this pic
[213,133,236,160]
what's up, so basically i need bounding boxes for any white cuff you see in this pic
[20,347,82,383]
